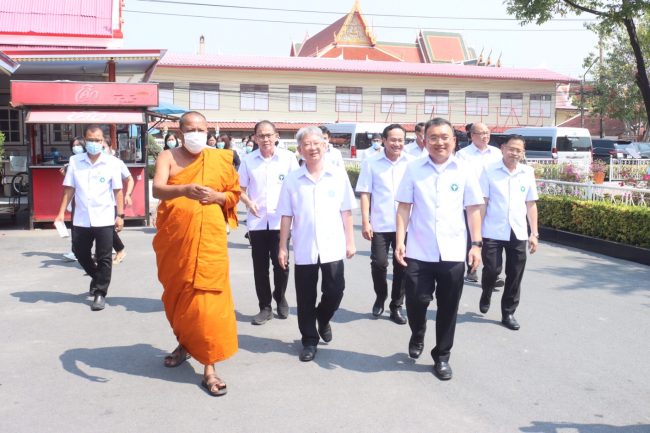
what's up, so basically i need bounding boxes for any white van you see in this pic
[322,122,389,159]
[503,127,592,163]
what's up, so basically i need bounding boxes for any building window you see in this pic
[381,88,407,113]
[158,82,174,106]
[424,90,449,115]
[190,83,219,110]
[241,84,269,111]
[335,87,362,112]
[466,91,489,116]
[529,94,552,117]
[0,107,21,143]
[289,85,317,112]
[500,93,523,116]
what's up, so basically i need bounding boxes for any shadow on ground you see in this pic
[237,333,431,374]
[22,251,81,268]
[59,343,200,385]
[520,421,650,433]
[10,291,163,313]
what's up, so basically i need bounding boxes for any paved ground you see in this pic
[0,207,649,433]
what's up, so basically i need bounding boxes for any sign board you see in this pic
[10,81,158,107]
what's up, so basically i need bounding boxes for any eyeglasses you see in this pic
[256,133,277,140]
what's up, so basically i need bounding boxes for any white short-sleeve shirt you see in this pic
[63,153,123,227]
[480,160,539,241]
[325,144,344,167]
[277,164,357,265]
[355,151,413,232]
[457,142,503,170]
[404,142,427,158]
[395,155,484,262]
[116,158,131,179]
[238,147,299,231]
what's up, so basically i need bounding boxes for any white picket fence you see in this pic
[536,179,650,207]
[609,158,650,181]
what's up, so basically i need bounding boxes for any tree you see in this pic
[504,0,650,139]
[581,19,650,137]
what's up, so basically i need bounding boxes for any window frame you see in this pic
[424,89,449,115]
[381,88,407,114]
[240,84,269,111]
[288,85,317,112]
[189,83,220,110]
[335,86,363,113]
[465,91,489,116]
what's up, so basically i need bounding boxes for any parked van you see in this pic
[503,127,592,162]
[322,122,389,159]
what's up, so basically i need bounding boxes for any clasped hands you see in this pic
[185,183,223,205]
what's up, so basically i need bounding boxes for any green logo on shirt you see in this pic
[99,177,106,183]
[520,185,525,192]
[451,183,459,192]
[279,174,285,181]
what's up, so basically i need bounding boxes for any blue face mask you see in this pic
[371,141,382,150]
[217,142,225,149]
[166,140,177,149]
[72,145,85,155]
[85,140,103,155]
[246,146,254,153]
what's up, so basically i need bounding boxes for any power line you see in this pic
[134,0,596,22]
[124,9,589,31]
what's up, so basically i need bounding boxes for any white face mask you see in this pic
[183,132,207,154]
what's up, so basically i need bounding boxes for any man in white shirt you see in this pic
[278,126,356,362]
[403,122,427,158]
[356,124,413,324]
[395,118,484,381]
[363,133,384,160]
[319,125,344,167]
[457,122,504,285]
[55,125,124,311]
[478,134,539,331]
[239,120,299,325]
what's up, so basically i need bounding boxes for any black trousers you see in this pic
[481,231,528,316]
[113,206,124,252]
[370,232,405,308]
[72,225,114,296]
[294,259,345,347]
[249,229,289,310]
[464,210,502,274]
[404,258,465,363]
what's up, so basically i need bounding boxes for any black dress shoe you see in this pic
[252,307,273,325]
[299,345,317,362]
[317,320,332,342]
[479,291,491,314]
[494,276,505,288]
[277,297,289,319]
[91,294,105,311]
[372,299,384,317]
[433,361,453,380]
[389,307,407,325]
[502,314,520,330]
[408,339,424,359]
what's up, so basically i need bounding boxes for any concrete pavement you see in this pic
[0,209,648,433]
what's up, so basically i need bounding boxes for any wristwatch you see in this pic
[471,241,483,248]
[117,214,125,219]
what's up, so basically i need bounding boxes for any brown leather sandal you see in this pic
[163,345,190,368]
[201,374,227,396]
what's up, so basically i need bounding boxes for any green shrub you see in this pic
[538,195,650,248]
[346,165,360,190]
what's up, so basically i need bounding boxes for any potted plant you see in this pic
[0,130,5,160]
[590,159,607,184]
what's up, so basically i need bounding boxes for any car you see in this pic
[591,139,630,161]
[623,142,650,159]
[503,126,592,163]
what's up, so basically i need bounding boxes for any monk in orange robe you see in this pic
[152,111,240,396]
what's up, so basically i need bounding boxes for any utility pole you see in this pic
[599,39,604,138]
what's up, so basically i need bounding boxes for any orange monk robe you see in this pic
[153,149,240,365]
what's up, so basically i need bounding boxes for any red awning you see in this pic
[25,110,145,124]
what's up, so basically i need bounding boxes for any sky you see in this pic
[122,0,601,79]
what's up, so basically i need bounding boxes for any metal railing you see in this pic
[609,158,650,181]
[537,179,649,207]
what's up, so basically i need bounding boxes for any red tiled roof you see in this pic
[159,53,578,83]
[320,46,401,61]
[0,0,114,38]
[426,34,466,62]
[377,43,423,63]
[296,15,346,57]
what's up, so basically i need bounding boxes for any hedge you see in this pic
[538,195,650,248]
[346,165,360,190]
